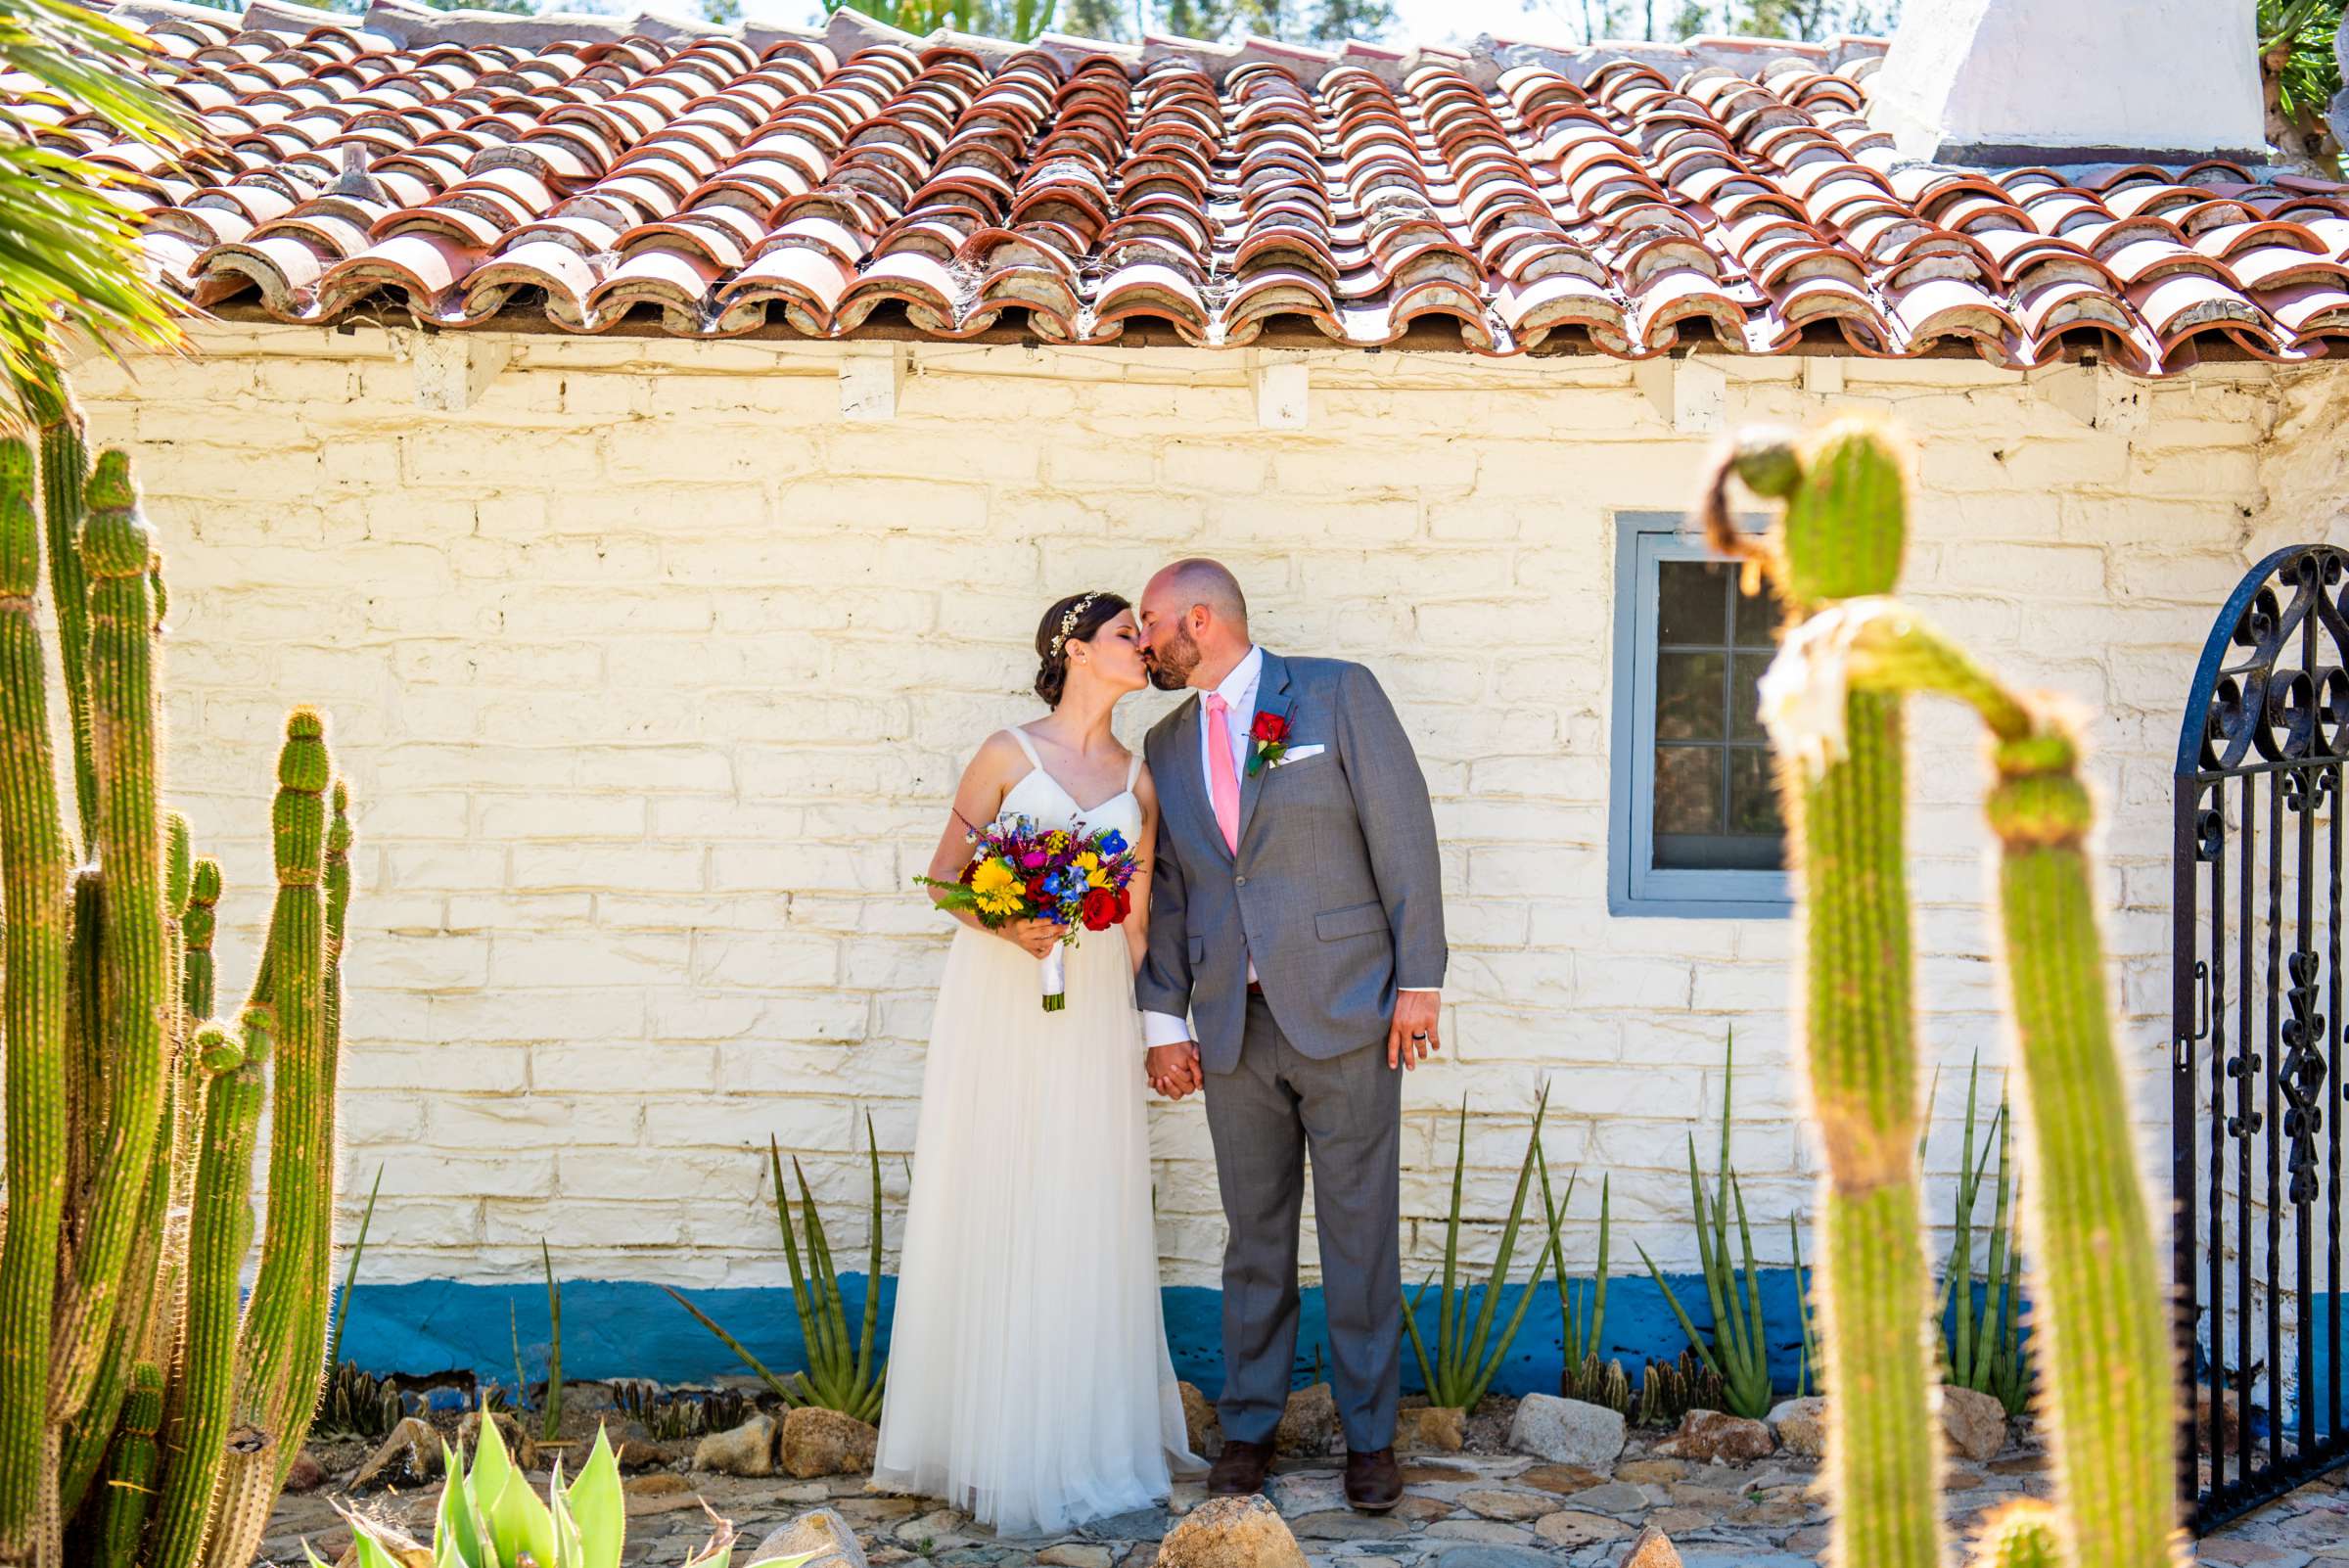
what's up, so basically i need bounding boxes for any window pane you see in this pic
[1731,577,1786,647]
[1728,747,1785,845]
[1653,746,1722,837]
[1655,652,1725,740]
[1658,560,1727,645]
[1732,652,1773,742]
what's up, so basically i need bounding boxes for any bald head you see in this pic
[1154,558,1248,632]
[1138,557,1253,692]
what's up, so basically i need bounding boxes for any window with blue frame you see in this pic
[1607,513,1792,918]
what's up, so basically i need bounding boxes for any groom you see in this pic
[1134,558,1447,1511]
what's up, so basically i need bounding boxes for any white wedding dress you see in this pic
[872,730,1198,1536]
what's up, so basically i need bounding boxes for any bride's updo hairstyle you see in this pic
[1034,590,1130,707]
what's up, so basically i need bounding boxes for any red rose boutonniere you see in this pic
[1247,709,1291,776]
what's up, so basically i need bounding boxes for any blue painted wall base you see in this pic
[338,1268,1824,1403]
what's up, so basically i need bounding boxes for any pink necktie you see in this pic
[1204,693,1242,853]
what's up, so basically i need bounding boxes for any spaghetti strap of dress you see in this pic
[1004,726,1042,767]
[1126,751,1143,790]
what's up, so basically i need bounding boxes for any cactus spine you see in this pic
[1713,416,2183,1568]
[0,438,70,1562]
[0,423,347,1568]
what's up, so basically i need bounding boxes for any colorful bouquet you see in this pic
[918,815,1141,1011]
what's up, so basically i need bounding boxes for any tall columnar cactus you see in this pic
[1703,416,2183,1568]
[0,417,350,1568]
[0,437,70,1563]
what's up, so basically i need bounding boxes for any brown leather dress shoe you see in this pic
[1344,1447,1403,1512]
[1207,1438,1274,1497]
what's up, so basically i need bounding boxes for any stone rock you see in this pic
[1612,1459,1685,1485]
[1274,1383,1337,1456]
[1289,1510,1406,1541]
[778,1407,880,1478]
[1517,1463,1606,1495]
[1155,1494,1308,1568]
[1507,1394,1627,1467]
[1459,1490,1554,1522]
[1767,1397,1827,1459]
[1397,1405,1467,1454]
[1178,1381,1221,1457]
[1940,1386,2007,1462]
[1563,1482,1650,1515]
[1429,1550,1556,1568]
[456,1408,534,1470]
[1037,1548,1113,1568]
[752,1507,867,1568]
[692,1412,777,1477]
[1533,1510,1634,1548]
[282,1451,327,1494]
[625,1473,691,1496]
[1655,1408,1775,1464]
[1617,1525,1683,1567]
[350,1416,439,1489]
[2194,1386,2240,1450]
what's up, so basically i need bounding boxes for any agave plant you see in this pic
[317,1419,818,1568]
[1789,1215,1821,1400]
[668,1122,887,1424]
[1635,1032,1775,1419]
[1402,1090,1558,1411]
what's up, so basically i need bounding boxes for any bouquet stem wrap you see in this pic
[1039,946,1067,1012]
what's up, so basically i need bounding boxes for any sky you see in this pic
[731,0,1605,49]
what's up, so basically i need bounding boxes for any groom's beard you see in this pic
[1146,628,1199,691]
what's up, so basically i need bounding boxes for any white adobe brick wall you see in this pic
[62,325,2318,1291]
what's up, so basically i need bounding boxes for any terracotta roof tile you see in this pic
[24,0,2349,373]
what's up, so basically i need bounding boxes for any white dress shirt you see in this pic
[1142,646,1436,1052]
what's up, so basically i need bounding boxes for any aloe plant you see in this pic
[1403,1090,1559,1411]
[1536,1157,1629,1411]
[1635,1033,1774,1420]
[326,1163,384,1372]
[669,1120,888,1424]
[1939,1058,2030,1416]
[1789,1216,1821,1400]
[1704,415,2181,1568]
[317,1420,820,1568]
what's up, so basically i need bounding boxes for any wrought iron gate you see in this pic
[2175,544,2349,1530]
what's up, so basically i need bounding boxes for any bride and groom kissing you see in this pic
[871,557,1448,1535]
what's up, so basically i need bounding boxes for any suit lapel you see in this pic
[1234,649,1290,853]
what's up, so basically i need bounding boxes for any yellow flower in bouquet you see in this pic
[969,856,1022,917]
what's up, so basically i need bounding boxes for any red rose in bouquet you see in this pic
[1081,888,1121,932]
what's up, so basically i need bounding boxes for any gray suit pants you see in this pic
[1204,992,1403,1452]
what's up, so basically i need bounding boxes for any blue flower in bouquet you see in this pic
[1097,829,1128,857]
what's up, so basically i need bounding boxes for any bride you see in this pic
[872,590,1202,1534]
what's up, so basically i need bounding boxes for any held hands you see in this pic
[1388,991,1443,1071]
[1146,1042,1202,1100]
[999,916,1068,959]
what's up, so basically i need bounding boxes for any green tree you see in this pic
[1059,0,1133,38]
[704,0,743,21]
[0,0,199,427]
[2259,0,2344,174]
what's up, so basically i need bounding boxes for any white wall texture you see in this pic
[61,326,2340,1298]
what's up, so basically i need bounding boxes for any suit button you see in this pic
[1234,875,1247,886]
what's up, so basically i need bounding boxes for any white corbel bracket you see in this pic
[2035,359,2147,435]
[412,333,511,412]
[1252,357,1309,430]
[840,344,907,421]
[1634,350,1726,435]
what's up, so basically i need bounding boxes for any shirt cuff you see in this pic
[1141,1009,1194,1049]
[1399,988,1440,994]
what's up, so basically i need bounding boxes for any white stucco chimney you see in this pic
[1865,0,2266,165]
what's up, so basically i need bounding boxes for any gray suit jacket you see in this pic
[1137,651,1447,1076]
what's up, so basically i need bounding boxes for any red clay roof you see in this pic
[29,2,2349,372]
